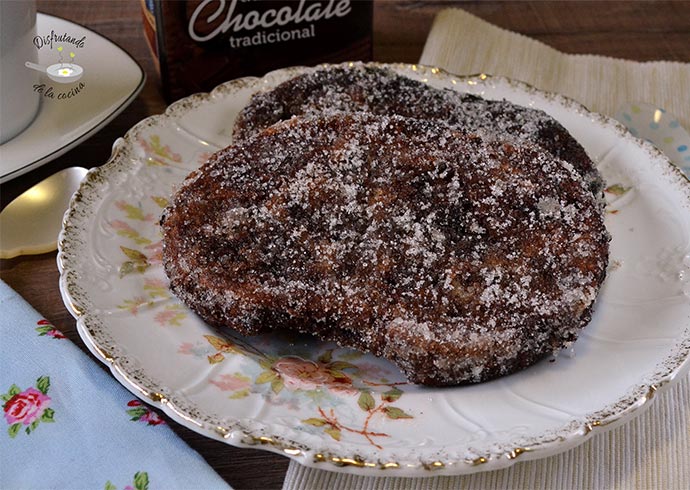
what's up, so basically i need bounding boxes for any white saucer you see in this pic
[0,13,145,184]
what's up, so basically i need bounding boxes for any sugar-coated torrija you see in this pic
[161,106,609,386]
[234,64,604,195]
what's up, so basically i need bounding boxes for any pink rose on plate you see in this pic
[273,357,352,392]
[4,387,51,426]
[210,373,251,392]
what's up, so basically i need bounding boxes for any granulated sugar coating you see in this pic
[161,114,609,386]
[233,64,604,195]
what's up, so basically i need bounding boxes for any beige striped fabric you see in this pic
[282,9,690,490]
[419,8,690,130]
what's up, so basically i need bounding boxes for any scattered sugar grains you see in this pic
[161,112,610,386]
[233,63,604,196]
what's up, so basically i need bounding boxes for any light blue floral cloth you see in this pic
[0,280,231,490]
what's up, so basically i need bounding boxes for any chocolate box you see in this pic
[141,0,373,101]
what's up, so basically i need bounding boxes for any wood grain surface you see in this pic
[2,1,689,489]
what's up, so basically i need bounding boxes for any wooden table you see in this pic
[2,1,688,488]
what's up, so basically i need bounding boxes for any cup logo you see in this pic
[25,29,86,100]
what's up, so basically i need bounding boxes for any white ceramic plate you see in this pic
[58,63,690,477]
[0,13,145,183]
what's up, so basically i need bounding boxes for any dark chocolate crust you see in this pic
[233,64,603,195]
[162,114,609,386]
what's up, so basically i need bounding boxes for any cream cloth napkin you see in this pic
[419,8,690,130]
[283,8,690,490]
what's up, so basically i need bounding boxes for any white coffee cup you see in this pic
[1,0,40,144]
